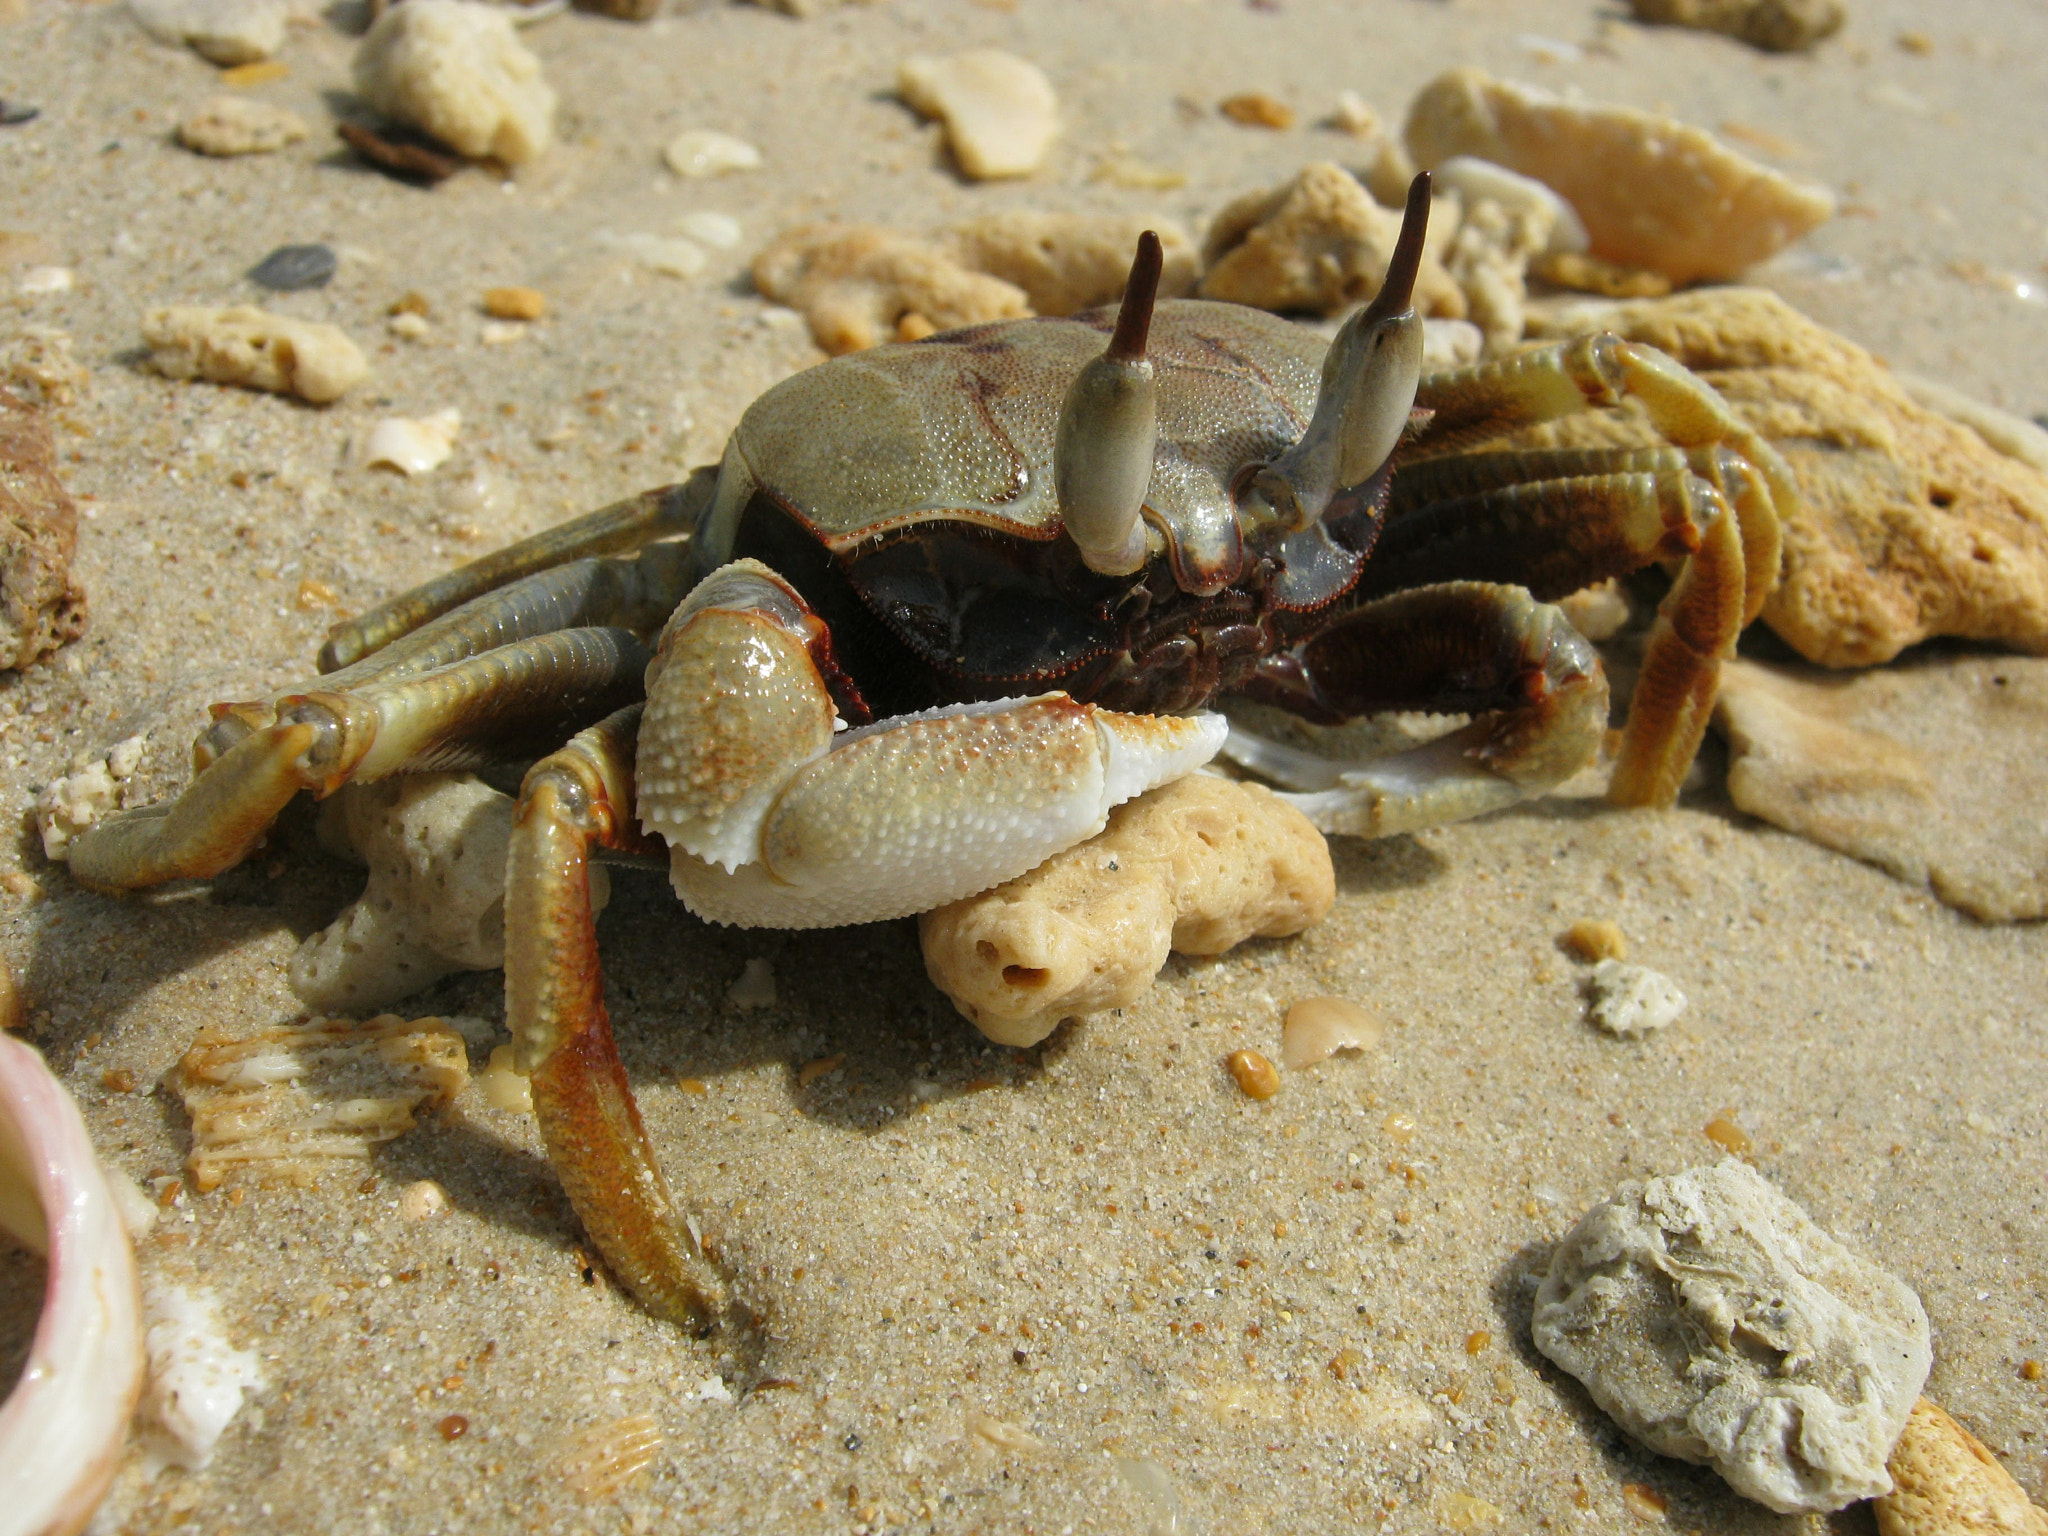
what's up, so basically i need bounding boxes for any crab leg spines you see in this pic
[508,709,728,1333]
[1055,231,1161,577]
[318,472,712,673]
[1243,172,1430,535]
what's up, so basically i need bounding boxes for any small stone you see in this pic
[752,223,1030,355]
[477,1043,532,1114]
[2,327,90,406]
[1226,1049,1280,1101]
[17,267,71,296]
[674,211,741,250]
[0,390,88,671]
[946,211,1198,317]
[1219,91,1294,130]
[353,0,556,166]
[1533,1160,1932,1514]
[35,735,145,858]
[481,285,545,321]
[388,312,430,340]
[727,957,776,1010]
[1329,90,1379,136]
[177,96,309,157]
[1627,0,1846,52]
[661,129,761,178]
[0,101,39,127]
[361,409,462,477]
[1404,67,1835,284]
[130,0,286,66]
[143,305,368,403]
[1586,959,1685,1036]
[1874,1398,2048,1536]
[399,1179,448,1220]
[898,49,1059,181]
[601,232,707,279]
[1563,919,1628,962]
[1198,161,1464,318]
[337,121,465,184]
[248,243,337,292]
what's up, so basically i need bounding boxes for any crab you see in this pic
[66,177,1792,1332]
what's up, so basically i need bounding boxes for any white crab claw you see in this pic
[0,1033,146,1536]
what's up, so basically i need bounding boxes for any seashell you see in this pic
[662,129,761,178]
[1280,995,1384,1069]
[363,408,461,474]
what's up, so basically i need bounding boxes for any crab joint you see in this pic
[1054,231,1162,577]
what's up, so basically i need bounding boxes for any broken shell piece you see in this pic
[139,1283,262,1467]
[602,231,708,279]
[177,96,309,156]
[919,774,1333,1048]
[362,408,461,475]
[143,305,368,404]
[662,129,761,178]
[1432,157,1586,255]
[0,1033,145,1536]
[1628,0,1846,53]
[675,211,741,251]
[1586,959,1686,1036]
[35,735,147,860]
[353,0,557,165]
[752,223,1030,355]
[898,49,1059,181]
[947,211,1197,317]
[1198,162,1464,318]
[552,1414,663,1502]
[1533,1159,1931,1513]
[0,389,88,672]
[477,1042,533,1114]
[130,0,286,65]
[174,1014,470,1191]
[1875,1397,2048,1536]
[1280,995,1384,1069]
[1404,67,1834,284]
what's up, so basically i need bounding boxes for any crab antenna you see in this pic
[1055,231,1163,577]
[1243,173,1431,534]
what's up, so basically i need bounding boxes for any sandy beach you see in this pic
[2,0,2045,1530]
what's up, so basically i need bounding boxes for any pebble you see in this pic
[478,1043,532,1114]
[1225,1049,1280,1101]
[947,210,1197,317]
[727,957,777,1010]
[176,96,309,157]
[0,101,39,127]
[140,1284,263,1467]
[398,1179,448,1220]
[362,409,462,476]
[751,223,1028,355]
[662,129,761,178]
[1534,1160,1931,1513]
[1279,996,1383,1069]
[0,392,86,673]
[248,243,337,292]
[601,231,707,279]
[1219,91,1294,129]
[674,211,741,250]
[898,49,1059,181]
[18,267,72,295]
[481,285,545,320]
[388,311,430,340]
[353,0,557,165]
[1875,1397,2048,1535]
[129,0,286,66]
[1562,918,1627,962]
[142,304,368,404]
[1586,959,1686,1036]
[1404,67,1835,284]
[1627,0,1846,52]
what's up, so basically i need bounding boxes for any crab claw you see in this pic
[1245,172,1431,533]
[1055,230,1162,577]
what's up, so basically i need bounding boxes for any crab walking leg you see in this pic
[67,628,650,891]
[506,708,730,1332]
[639,560,1228,930]
[1225,583,1607,837]
[319,470,714,672]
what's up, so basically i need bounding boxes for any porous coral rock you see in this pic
[0,389,88,671]
[1404,67,1834,284]
[176,96,309,156]
[1585,959,1686,1036]
[919,774,1333,1047]
[36,736,145,860]
[898,49,1059,181]
[1875,1398,2048,1536]
[947,211,1197,317]
[1439,185,1560,352]
[752,224,1030,355]
[1198,161,1464,318]
[353,0,556,166]
[142,305,368,404]
[1533,1160,1931,1513]
[1521,288,2048,667]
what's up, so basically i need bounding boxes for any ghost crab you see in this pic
[68,177,1790,1330]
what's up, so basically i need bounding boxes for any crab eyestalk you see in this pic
[1245,172,1432,534]
[1055,230,1163,577]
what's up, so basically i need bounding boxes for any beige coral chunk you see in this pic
[1440,190,1558,351]
[176,96,309,157]
[143,305,368,404]
[1198,162,1464,318]
[174,1015,470,1192]
[919,774,1334,1047]
[752,224,1031,355]
[1628,0,1846,53]
[1403,67,1835,284]
[1715,655,2048,922]
[946,212,1197,317]
[1875,1398,2048,1536]
[1521,288,2048,666]
[0,389,87,671]
[898,50,1059,181]
[352,0,556,166]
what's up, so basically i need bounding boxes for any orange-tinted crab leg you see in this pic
[507,705,730,1333]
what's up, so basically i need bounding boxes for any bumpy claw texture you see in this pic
[919,774,1334,1046]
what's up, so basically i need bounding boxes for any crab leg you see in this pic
[506,707,730,1332]
[319,470,714,671]
[1224,582,1607,837]
[67,628,650,891]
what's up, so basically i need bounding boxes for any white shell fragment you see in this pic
[675,211,742,251]
[662,129,761,179]
[143,306,369,405]
[1586,959,1687,1036]
[898,50,1059,181]
[362,408,462,476]
[36,734,147,861]
[1281,995,1385,1069]
[1533,1160,1932,1514]
[18,267,75,297]
[353,0,557,166]
[602,231,709,279]
[130,0,285,66]
[139,1283,263,1467]
[177,96,311,157]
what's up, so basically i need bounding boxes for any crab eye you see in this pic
[1055,232,1163,577]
